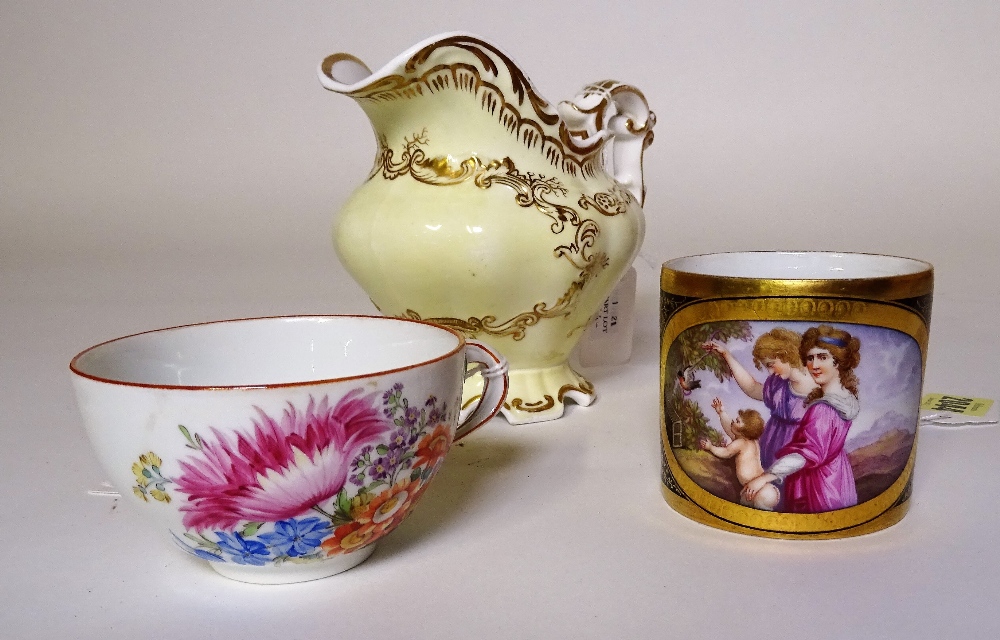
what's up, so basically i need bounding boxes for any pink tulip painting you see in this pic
[175,391,392,531]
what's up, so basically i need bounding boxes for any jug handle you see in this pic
[558,82,656,206]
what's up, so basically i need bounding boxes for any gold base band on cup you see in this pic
[659,484,910,540]
[660,276,930,538]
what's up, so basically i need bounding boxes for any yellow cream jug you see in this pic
[319,32,655,424]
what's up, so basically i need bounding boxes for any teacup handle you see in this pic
[455,340,509,440]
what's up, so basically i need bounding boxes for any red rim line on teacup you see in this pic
[70,314,467,390]
[70,314,509,440]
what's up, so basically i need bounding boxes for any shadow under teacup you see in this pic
[70,315,508,583]
[660,252,932,539]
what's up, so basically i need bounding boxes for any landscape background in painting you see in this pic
[665,321,922,507]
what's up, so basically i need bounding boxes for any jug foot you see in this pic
[462,363,595,425]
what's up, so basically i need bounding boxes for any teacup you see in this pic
[660,252,932,538]
[70,315,508,583]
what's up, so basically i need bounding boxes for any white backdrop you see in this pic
[2,2,999,638]
[5,1,997,385]
[4,2,999,268]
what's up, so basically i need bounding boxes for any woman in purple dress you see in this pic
[703,328,817,469]
[743,325,861,513]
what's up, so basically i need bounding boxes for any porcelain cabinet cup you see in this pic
[70,315,508,584]
[660,252,933,539]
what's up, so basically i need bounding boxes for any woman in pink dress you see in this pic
[743,325,861,513]
[703,328,817,469]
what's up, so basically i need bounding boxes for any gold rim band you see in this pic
[661,252,933,301]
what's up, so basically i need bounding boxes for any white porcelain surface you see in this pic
[211,544,376,584]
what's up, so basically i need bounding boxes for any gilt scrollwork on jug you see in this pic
[319,32,655,424]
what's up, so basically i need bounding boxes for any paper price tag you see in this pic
[576,266,637,367]
[591,291,625,336]
[920,394,994,417]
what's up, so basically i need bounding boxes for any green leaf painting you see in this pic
[673,321,753,383]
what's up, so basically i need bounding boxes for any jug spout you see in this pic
[319,53,375,90]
